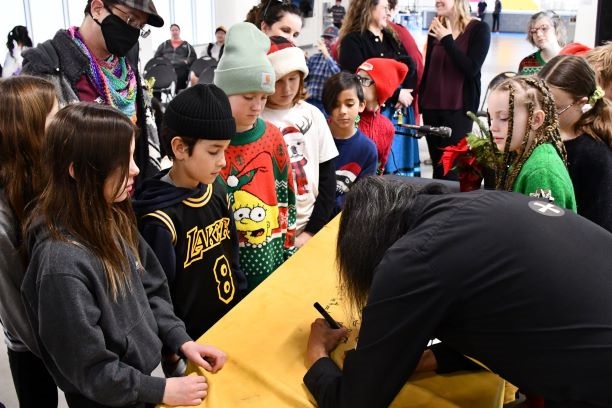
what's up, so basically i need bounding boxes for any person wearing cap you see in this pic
[305,25,341,115]
[22,0,164,188]
[356,57,408,174]
[204,26,226,61]
[263,36,339,249]
[133,84,247,376]
[154,23,197,91]
[214,22,297,291]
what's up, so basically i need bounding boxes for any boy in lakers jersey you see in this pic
[133,84,246,375]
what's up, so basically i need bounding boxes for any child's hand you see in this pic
[180,341,227,373]
[428,16,453,41]
[163,374,208,405]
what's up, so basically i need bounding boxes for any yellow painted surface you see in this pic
[158,216,505,408]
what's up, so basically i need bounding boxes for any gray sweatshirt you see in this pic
[21,224,191,405]
[0,190,39,353]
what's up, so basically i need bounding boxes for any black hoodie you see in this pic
[133,169,246,339]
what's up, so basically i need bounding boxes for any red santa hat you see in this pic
[267,36,309,80]
[225,151,278,206]
[560,42,592,56]
[357,58,408,106]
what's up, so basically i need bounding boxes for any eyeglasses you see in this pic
[557,101,575,115]
[357,75,375,87]
[107,6,151,38]
[262,0,285,19]
[529,24,551,35]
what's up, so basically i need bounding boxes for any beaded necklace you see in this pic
[68,27,137,119]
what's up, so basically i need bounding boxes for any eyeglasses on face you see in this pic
[557,101,575,115]
[357,75,375,87]
[529,24,551,35]
[107,5,151,38]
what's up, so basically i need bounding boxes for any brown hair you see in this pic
[539,55,612,147]
[338,0,399,54]
[0,76,56,224]
[585,42,612,94]
[490,76,566,190]
[245,0,302,30]
[31,103,139,300]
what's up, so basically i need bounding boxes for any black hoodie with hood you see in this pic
[133,169,246,339]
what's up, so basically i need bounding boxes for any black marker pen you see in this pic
[314,302,341,329]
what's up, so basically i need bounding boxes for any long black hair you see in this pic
[337,177,448,314]
[6,26,32,58]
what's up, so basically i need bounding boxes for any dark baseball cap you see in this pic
[115,0,164,27]
[322,25,339,39]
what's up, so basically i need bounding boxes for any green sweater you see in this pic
[512,143,577,211]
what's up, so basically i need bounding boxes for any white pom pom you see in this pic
[227,175,239,187]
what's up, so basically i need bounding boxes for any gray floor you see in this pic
[0,31,534,407]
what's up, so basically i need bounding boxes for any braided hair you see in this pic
[491,76,566,191]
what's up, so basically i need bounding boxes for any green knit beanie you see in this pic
[214,22,276,95]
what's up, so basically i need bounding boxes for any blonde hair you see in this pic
[490,76,566,190]
[585,42,612,94]
[451,0,473,33]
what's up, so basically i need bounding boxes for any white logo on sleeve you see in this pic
[528,200,565,217]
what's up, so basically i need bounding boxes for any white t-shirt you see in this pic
[263,100,338,233]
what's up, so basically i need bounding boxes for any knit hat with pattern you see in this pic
[164,84,235,140]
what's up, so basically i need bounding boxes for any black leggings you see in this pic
[422,108,474,181]
[7,348,58,408]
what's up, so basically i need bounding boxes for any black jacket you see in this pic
[338,30,417,105]
[305,190,612,407]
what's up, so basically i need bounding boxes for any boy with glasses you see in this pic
[355,57,408,174]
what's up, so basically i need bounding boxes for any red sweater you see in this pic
[358,109,395,174]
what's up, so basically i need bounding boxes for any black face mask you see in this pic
[94,13,140,57]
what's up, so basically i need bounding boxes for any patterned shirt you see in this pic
[305,52,340,105]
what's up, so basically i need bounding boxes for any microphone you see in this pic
[398,124,452,138]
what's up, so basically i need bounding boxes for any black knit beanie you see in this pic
[163,84,236,140]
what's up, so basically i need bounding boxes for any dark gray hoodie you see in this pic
[21,223,191,405]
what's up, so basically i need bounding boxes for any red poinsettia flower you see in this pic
[440,138,470,176]
[440,137,484,192]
